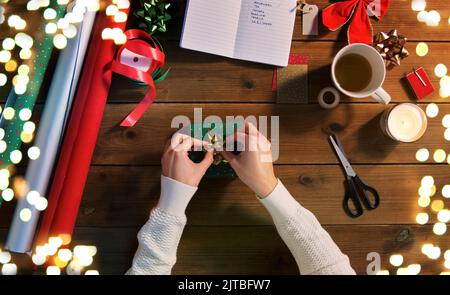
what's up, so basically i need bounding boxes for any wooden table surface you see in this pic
[1,0,450,275]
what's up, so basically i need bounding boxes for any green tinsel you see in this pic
[135,0,171,35]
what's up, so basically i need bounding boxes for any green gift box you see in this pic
[186,121,243,178]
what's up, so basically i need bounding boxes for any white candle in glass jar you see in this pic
[381,103,427,142]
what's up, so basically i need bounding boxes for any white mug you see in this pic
[331,43,391,104]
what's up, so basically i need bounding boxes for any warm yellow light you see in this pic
[416,42,429,57]
[35,197,48,211]
[431,200,444,212]
[421,243,434,255]
[441,76,450,89]
[428,246,441,259]
[433,149,446,163]
[27,146,40,160]
[443,115,450,128]
[45,22,58,34]
[0,73,7,86]
[58,249,73,262]
[435,64,448,78]
[20,132,33,143]
[59,234,72,245]
[5,60,18,72]
[437,209,450,222]
[63,25,77,39]
[19,208,32,222]
[445,250,450,261]
[78,255,93,267]
[106,4,119,16]
[19,108,32,121]
[417,10,429,22]
[419,185,434,197]
[416,148,429,162]
[114,33,127,45]
[117,0,130,9]
[26,190,40,205]
[407,264,421,275]
[418,196,431,207]
[433,222,447,235]
[2,38,15,51]
[1,263,17,275]
[443,185,450,198]
[376,270,389,275]
[2,188,14,202]
[10,150,22,164]
[53,34,68,50]
[85,270,100,275]
[411,0,426,11]
[426,10,441,26]
[421,176,434,187]
[0,251,11,264]
[396,267,409,275]
[445,129,450,141]
[114,11,128,23]
[46,266,61,275]
[43,8,57,20]
[31,254,46,266]
[416,212,429,225]
[23,121,36,133]
[426,103,439,118]
[19,48,32,60]
[389,254,403,267]
[54,256,68,268]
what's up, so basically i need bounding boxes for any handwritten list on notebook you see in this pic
[181,0,297,67]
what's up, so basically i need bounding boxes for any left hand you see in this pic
[161,133,213,187]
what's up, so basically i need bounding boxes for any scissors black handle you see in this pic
[343,175,380,218]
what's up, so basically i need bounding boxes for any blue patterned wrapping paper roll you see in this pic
[5,12,96,253]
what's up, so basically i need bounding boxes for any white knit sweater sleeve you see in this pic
[259,180,355,275]
[126,176,197,275]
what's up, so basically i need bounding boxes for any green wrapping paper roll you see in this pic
[0,1,65,166]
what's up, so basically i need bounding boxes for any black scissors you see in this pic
[329,135,380,218]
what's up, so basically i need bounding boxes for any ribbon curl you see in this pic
[110,29,166,127]
[322,0,391,44]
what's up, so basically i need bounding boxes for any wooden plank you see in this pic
[0,165,442,227]
[93,103,449,165]
[2,225,445,275]
[11,0,450,43]
[167,0,450,42]
[107,41,450,103]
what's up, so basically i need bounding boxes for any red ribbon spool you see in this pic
[110,29,165,127]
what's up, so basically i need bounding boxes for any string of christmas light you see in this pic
[376,1,450,275]
[0,0,123,275]
[102,0,130,44]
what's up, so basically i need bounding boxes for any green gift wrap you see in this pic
[0,1,65,166]
[187,121,243,178]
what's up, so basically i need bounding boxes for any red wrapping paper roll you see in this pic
[37,10,129,245]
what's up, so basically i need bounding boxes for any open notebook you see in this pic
[180,0,297,67]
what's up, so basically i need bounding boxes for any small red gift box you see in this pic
[406,67,434,100]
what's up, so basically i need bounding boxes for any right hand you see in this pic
[220,122,278,198]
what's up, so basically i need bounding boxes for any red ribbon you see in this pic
[322,0,391,44]
[111,29,165,127]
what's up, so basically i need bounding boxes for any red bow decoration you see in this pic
[111,29,165,127]
[322,0,391,44]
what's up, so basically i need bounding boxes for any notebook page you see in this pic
[180,0,242,57]
[233,0,297,66]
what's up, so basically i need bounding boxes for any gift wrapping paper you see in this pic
[37,8,130,245]
[5,12,96,253]
[0,1,65,166]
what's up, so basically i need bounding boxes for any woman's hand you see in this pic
[220,122,278,198]
[162,133,213,187]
